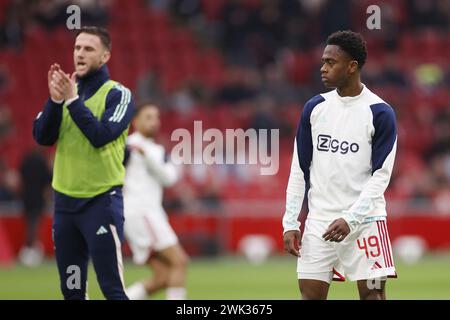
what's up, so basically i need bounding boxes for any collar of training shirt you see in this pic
[334,83,368,105]
[135,132,155,144]
[76,64,110,101]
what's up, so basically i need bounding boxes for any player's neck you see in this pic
[336,79,363,97]
[138,131,155,140]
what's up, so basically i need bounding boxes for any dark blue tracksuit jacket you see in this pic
[33,65,134,300]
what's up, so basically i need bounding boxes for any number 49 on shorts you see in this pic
[357,236,381,258]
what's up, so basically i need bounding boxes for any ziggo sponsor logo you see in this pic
[317,134,360,154]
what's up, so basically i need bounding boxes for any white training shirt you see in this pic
[123,132,179,213]
[282,84,397,233]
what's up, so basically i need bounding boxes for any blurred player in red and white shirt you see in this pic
[124,103,189,300]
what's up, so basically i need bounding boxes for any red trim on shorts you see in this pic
[388,272,398,279]
[379,220,392,267]
[332,268,346,282]
[381,221,394,267]
[377,221,387,267]
[374,261,382,269]
[376,221,389,268]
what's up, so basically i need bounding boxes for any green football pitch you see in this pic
[1,254,449,300]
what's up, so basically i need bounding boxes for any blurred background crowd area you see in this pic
[0,0,448,216]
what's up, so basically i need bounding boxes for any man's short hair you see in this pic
[326,30,367,69]
[76,26,111,51]
[134,102,159,118]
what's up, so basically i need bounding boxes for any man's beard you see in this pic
[77,64,101,79]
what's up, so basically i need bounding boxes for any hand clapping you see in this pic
[48,63,77,102]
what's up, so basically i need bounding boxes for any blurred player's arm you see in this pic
[33,64,64,146]
[65,84,135,148]
[342,104,397,231]
[141,146,179,187]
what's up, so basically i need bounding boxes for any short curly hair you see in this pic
[326,30,367,69]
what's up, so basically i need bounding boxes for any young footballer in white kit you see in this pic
[283,31,397,300]
[124,103,189,300]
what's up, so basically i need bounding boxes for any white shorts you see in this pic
[124,206,178,265]
[297,218,397,283]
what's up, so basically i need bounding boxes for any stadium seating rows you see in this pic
[0,0,448,207]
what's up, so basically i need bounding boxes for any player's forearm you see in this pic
[32,98,63,146]
[143,153,179,187]
[283,178,305,234]
[67,98,131,148]
[283,142,306,234]
[343,141,397,230]
[156,163,179,187]
[283,191,304,234]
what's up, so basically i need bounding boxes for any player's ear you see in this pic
[101,50,111,65]
[349,60,359,74]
